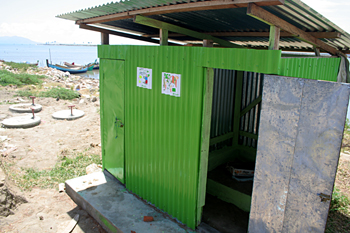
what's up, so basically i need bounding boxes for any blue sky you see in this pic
[0,0,349,44]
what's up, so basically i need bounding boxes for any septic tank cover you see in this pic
[2,115,41,128]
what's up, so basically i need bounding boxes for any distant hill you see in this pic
[0,36,38,44]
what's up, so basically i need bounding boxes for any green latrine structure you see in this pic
[59,1,350,232]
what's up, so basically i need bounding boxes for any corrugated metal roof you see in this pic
[57,0,350,53]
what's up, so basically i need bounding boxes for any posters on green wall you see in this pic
[137,67,152,89]
[162,72,181,97]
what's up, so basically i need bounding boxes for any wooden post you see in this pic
[197,67,214,225]
[232,71,244,146]
[314,47,321,56]
[268,25,280,50]
[203,39,214,47]
[160,28,168,46]
[101,32,109,45]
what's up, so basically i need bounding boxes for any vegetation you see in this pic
[38,87,80,100]
[326,126,350,232]
[0,69,44,87]
[2,153,101,191]
[330,189,350,214]
[3,61,38,72]
[326,189,350,232]
[17,87,80,100]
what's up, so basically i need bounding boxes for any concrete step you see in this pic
[65,170,219,233]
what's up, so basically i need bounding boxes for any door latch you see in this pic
[114,117,124,138]
[318,193,331,202]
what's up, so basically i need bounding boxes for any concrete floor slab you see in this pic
[66,171,208,233]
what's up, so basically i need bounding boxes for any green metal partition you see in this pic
[98,45,340,229]
[100,59,125,183]
[278,57,340,82]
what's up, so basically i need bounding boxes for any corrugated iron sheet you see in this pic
[123,46,204,229]
[210,69,235,150]
[239,72,263,148]
[210,69,263,150]
[98,45,280,228]
[278,57,341,82]
[58,0,350,52]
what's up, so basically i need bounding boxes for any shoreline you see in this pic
[40,44,98,47]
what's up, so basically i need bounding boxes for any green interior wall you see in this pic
[278,57,341,81]
[98,45,340,229]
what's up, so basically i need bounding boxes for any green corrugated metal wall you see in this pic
[278,57,341,82]
[98,45,340,229]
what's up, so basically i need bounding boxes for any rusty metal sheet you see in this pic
[248,75,304,233]
[282,80,350,232]
[248,75,350,233]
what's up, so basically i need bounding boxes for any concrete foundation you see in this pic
[65,171,218,233]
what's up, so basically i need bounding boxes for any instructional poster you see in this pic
[162,72,181,97]
[137,67,152,89]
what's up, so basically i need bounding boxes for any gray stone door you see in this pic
[248,75,350,232]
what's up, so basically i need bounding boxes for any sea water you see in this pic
[0,44,99,79]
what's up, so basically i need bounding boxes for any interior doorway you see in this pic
[201,68,264,233]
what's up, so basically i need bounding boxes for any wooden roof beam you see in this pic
[76,0,284,25]
[247,3,342,56]
[78,24,179,46]
[142,31,341,39]
[134,15,242,48]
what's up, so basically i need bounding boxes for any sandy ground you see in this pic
[0,82,349,232]
[0,88,106,233]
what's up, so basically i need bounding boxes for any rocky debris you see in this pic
[91,96,98,102]
[0,61,100,97]
[0,168,27,217]
[1,147,17,157]
[58,183,65,193]
[86,163,102,175]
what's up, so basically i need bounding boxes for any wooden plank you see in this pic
[210,132,234,146]
[240,95,262,117]
[238,145,257,162]
[239,131,258,140]
[232,71,244,145]
[268,25,280,50]
[142,31,341,39]
[63,214,79,233]
[101,32,109,45]
[197,68,214,225]
[160,28,168,46]
[203,39,214,47]
[314,47,321,56]
[79,24,178,45]
[247,3,341,56]
[76,0,284,24]
[208,146,238,172]
[206,179,251,212]
[134,15,242,48]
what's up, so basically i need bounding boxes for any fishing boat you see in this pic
[64,62,95,71]
[46,59,88,74]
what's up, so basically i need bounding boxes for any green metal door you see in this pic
[100,59,125,183]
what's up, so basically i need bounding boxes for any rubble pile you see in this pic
[0,61,99,97]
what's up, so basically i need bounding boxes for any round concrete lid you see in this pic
[52,110,85,120]
[2,115,41,128]
[9,103,42,113]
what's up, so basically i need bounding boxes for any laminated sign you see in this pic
[137,67,152,89]
[162,72,181,97]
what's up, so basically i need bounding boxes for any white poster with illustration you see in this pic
[162,72,181,97]
[137,67,152,89]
